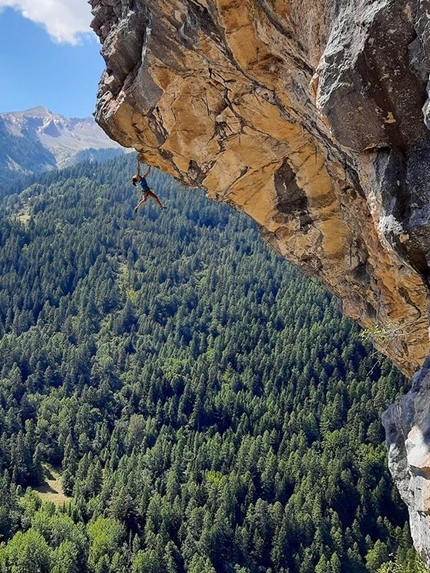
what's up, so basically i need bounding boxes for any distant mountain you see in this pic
[0,106,126,186]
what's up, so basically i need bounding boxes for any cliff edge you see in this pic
[383,359,430,567]
[89,0,430,564]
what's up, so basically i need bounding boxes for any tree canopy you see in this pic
[0,154,424,572]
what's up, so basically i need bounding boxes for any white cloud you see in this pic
[0,0,94,44]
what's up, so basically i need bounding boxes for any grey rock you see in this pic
[383,360,430,566]
[424,79,430,130]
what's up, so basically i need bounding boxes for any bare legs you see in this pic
[134,190,166,212]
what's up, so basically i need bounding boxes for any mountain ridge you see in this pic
[0,106,125,183]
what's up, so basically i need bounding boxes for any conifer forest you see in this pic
[0,154,425,572]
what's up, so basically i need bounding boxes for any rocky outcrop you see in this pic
[90,0,430,378]
[383,359,430,567]
[89,0,430,562]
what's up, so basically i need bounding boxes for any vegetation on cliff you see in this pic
[0,155,424,572]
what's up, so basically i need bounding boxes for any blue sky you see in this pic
[0,2,105,118]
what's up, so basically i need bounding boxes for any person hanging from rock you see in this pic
[132,159,166,212]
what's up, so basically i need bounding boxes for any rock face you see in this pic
[89,0,430,562]
[90,0,430,378]
[383,359,430,566]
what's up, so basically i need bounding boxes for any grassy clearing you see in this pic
[16,212,31,224]
[34,464,70,505]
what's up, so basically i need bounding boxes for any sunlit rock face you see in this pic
[89,1,430,559]
[90,0,430,378]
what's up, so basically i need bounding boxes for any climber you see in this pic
[132,160,166,212]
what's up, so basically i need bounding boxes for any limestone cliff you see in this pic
[90,0,430,377]
[89,0,430,564]
[383,360,430,567]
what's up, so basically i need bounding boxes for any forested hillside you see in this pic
[0,120,56,186]
[0,155,424,572]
